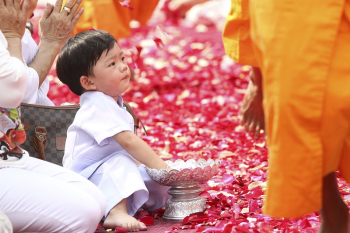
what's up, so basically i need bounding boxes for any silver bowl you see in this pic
[146,159,220,221]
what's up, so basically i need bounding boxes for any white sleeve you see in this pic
[80,94,133,145]
[21,30,52,105]
[0,31,28,108]
[21,30,38,64]
[21,66,39,104]
[36,78,54,106]
[22,68,54,106]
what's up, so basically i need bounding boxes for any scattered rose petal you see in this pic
[153,26,173,48]
[114,227,128,233]
[139,216,154,226]
[222,174,234,185]
[119,0,134,10]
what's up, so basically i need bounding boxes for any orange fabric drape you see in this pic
[222,0,258,67]
[63,0,159,39]
[223,0,350,218]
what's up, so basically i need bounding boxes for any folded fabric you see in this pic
[0,149,29,168]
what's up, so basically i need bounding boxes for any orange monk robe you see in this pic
[63,0,159,39]
[222,0,257,67]
[223,0,350,218]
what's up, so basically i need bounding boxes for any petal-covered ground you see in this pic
[31,2,350,232]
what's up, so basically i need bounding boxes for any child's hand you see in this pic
[166,165,172,172]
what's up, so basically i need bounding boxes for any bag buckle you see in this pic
[35,126,47,142]
[34,126,48,161]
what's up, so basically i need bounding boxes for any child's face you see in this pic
[90,42,131,100]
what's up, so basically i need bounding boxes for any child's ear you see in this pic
[80,75,97,91]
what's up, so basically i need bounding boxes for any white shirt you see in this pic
[63,91,135,176]
[0,30,29,167]
[0,30,28,108]
[21,30,54,106]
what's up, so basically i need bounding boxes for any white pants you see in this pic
[0,211,12,233]
[89,152,170,217]
[0,157,106,233]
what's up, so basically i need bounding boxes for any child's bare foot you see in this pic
[103,199,147,232]
[104,211,146,232]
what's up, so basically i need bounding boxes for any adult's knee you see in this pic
[0,211,12,233]
[69,196,105,233]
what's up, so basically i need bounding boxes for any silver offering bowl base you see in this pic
[164,184,206,221]
[146,159,219,221]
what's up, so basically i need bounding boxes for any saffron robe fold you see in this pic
[223,0,350,218]
[63,0,159,39]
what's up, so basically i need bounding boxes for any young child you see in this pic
[56,30,170,232]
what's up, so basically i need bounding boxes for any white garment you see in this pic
[0,155,106,233]
[64,91,169,216]
[0,32,106,232]
[21,30,54,106]
[0,210,12,233]
[63,91,135,174]
[0,30,28,108]
[0,148,29,168]
[89,153,170,217]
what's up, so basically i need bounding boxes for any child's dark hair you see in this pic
[56,30,117,96]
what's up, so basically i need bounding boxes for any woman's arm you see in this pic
[0,0,31,108]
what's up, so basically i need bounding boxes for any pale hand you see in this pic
[39,0,84,46]
[0,0,34,39]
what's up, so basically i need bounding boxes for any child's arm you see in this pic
[113,131,167,170]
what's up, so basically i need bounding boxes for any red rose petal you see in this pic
[139,216,154,226]
[222,173,234,185]
[114,227,128,233]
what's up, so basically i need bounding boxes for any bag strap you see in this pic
[33,126,48,161]
[123,102,147,135]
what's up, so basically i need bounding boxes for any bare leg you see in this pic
[319,172,349,233]
[103,198,147,232]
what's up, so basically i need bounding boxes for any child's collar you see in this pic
[116,95,124,107]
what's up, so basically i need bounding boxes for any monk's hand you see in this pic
[0,0,32,39]
[239,67,265,140]
[38,0,84,47]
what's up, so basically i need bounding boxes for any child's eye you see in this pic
[108,62,116,67]
[121,57,125,62]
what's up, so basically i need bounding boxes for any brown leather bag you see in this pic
[20,102,144,166]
